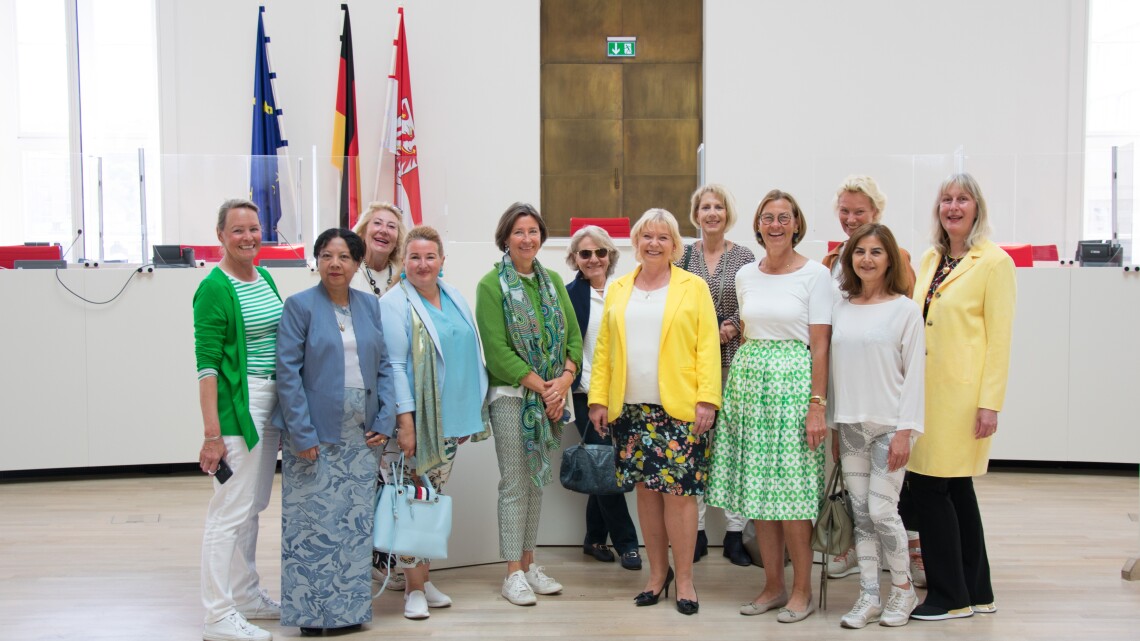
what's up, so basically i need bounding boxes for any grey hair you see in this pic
[565,225,620,277]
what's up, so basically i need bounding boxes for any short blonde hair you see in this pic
[630,208,685,263]
[688,184,739,230]
[753,190,808,248]
[353,201,406,267]
[833,175,886,222]
[565,225,620,277]
[931,173,991,255]
[404,225,444,257]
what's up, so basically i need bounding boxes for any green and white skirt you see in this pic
[706,339,823,520]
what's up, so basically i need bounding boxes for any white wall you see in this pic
[155,0,1087,261]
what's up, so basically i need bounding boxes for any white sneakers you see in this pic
[840,593,883,628]
[423,581,452,608]
[502,570,537,606]
[203,612,272,641]
[523,564,562,595]
[826,548,860,578]
[404,590,430,619]
[880,585,919,626]
[235,589,280,620]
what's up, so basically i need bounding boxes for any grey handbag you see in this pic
[559,439,628,495]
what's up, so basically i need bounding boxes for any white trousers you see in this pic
[201,377,280,624]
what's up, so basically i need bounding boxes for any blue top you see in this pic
[423,289,486,438]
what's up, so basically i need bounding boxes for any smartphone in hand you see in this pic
[214,458,234,484]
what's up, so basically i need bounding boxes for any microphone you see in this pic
[60,229,83,262]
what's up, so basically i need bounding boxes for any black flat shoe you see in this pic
[634,567,674,606]
[583,542,616,562]
[676,598,700,615]
[620,549,643,570]
[722,531,753,567]
[693,530,708,563]
[300,628,324,637]
[327,624,363,635]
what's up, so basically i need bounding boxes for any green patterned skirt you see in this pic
[706,339,823,520]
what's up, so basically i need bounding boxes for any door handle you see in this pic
[614,168,620,190]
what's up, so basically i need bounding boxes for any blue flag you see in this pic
[250,7,286,242]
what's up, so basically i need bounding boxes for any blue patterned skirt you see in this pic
[281,388,379,629]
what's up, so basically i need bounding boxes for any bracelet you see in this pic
[204,435,222,442]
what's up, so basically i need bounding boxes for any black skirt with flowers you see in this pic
[612,403,711,496]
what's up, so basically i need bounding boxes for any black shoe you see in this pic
[582,542,616,562]
[620,549,643,570]
[676,598,700,615]
[722,531,753,567]
[300,628,324,637]
[634,567,674,606]
[693,530,708,563]
[327,624,363,636]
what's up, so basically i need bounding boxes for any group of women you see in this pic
[193,170,1014,639]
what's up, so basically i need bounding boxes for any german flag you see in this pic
[332,4,360,228]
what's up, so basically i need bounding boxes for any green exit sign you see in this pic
[607,37,636,58]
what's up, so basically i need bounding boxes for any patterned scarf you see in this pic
[497,254,567,487]
[404,283,447,474]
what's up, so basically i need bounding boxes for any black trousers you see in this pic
[572,393,639,554]
[905,471,994,610]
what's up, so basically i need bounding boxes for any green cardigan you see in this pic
[192,266,282,451]
[474,265,582,389]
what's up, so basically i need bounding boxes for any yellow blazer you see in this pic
[588,264,722,423]
[908,239,1016,478]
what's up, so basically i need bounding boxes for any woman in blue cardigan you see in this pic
[377,225,491,619]
[274,228,396,636]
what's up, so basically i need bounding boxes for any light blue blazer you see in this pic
[274,283,396,452]
[378,280,489,415]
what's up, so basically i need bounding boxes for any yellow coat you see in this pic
[908,239,1016,477]
[588,264,722,423]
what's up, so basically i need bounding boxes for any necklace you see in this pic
[363,263,394,296]
[333,303,351,332]
[940,254,964,276]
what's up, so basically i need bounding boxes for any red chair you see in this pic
[255,245,306,265]
[0,245,62,269]
[181,244,224,263]
[569,217,631,239]
[998,244,1033,267]
[1032,244,1059,262]
[827,240,842,253]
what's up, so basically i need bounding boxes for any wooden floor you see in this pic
[2,468,1139,640]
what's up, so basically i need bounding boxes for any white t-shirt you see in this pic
[827,295,925,433]
[736,260,833,343]
[577,281,608,393]
[623,284,668,405]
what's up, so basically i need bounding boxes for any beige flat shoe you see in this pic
[776,601,816,623]
[739,591,789,616]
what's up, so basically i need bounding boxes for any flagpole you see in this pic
[373,8,403,203]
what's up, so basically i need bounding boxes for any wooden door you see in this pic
[541,0,702,237]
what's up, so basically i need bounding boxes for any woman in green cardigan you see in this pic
[475,203,582,606]
[194,199,283,641]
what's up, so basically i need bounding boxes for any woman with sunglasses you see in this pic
[676,183,756,565]
[564,226,641,571]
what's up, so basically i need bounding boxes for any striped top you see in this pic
[226,273,283,378]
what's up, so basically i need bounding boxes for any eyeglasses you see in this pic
[759,213,793,225]
[576,248,609,260]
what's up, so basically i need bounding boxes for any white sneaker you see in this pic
[501,570,537,606]
[909,549,927,588]
[423,581,452,608]
[524,563,562,595]
[235,589,280,620]
[203,612,272,641]
[403,590,430,619]
[880,585,919,626]
[827,547,859,578]
[840,593,883,629]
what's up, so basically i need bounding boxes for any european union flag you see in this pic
[250,6,287,241]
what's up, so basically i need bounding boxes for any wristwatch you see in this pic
[808,395,827,408]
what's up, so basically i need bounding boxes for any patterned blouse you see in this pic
[676,240,756,367]
[923,253,963,318]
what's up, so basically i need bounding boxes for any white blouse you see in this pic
[827,295,925,432]
[736,260,833,343]
[623,284,668,405]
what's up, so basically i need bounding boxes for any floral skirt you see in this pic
[706,339,823,520]
[281,388,378,629]
[612,403,710,496]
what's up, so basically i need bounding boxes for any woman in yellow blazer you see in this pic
[906,173,1015,622]
[588,208,721,616]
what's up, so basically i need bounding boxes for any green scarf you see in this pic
[497,254,567,487]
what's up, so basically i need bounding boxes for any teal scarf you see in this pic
[497,255,567,487]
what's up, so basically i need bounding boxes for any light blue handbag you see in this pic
[373,454,453,561]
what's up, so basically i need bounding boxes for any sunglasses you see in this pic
[576,248,609,260]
